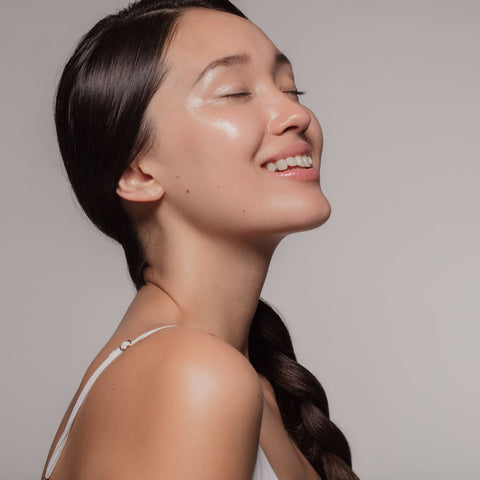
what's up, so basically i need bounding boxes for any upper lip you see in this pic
[260,143,312,167]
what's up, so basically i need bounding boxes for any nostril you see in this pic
[284,124,301,134]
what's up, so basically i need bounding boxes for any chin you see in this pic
[293,188,332,229]
[289,200,332,233]
[266,196,332,237]
[234,194,332,242]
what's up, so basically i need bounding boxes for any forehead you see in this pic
[165,8,279,76]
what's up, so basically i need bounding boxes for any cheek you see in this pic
[168,107,264,186]
[189,106,264,155]
[186,109,263,196]
[200,116,242,139]
[151,107,265,223]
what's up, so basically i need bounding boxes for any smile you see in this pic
[263,155,313,172]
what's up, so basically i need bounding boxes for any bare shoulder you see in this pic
[73,326,264,480]
[125,324,262,392]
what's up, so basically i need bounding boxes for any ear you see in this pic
[116,164,165,202]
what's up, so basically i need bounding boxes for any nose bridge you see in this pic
[265,89,311,136]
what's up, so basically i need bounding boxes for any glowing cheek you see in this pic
[187,95,242,139]
[208,118,240,138]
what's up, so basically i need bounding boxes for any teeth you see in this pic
[264,155,313,172]
[276,159,288,171]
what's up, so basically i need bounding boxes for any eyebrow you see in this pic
[193,51,292,86]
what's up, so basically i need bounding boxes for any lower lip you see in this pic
[262,166,320,181]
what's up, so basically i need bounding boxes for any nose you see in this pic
[266,91,312,136]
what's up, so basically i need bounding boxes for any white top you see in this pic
[45,324,279,480]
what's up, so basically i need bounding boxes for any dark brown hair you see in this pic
[55,1,359,478]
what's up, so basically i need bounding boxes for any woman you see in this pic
[42,1,360,479]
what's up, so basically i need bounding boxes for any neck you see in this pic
[123,227,282,359]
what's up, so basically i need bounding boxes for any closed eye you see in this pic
[285,90,306,100]
[224,92,252,98]
[224,90,306,99]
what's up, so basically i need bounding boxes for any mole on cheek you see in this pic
[242,209,246,213]
[176,176,180,180]
[186,189,190,194]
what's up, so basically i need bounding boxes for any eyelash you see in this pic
[225,90,306,99]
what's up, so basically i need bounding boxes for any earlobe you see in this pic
[116,165,165,202]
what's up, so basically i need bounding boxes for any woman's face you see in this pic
[142,8,331,242]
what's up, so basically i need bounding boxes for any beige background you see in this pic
[1,1,479,478]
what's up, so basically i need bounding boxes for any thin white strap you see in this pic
[45,324,178,479]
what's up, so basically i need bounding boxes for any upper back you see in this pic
[44,324,264,480]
